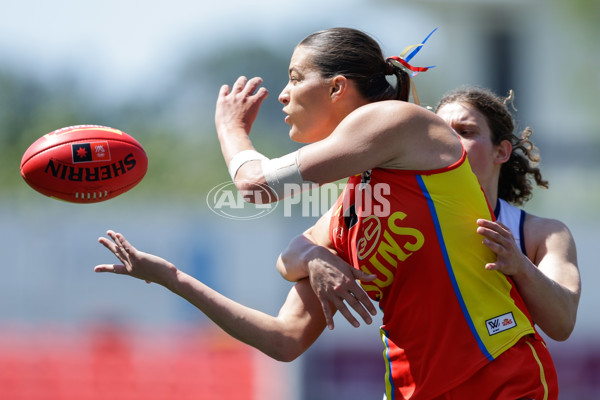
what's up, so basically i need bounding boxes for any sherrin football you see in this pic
[20,125,148,203]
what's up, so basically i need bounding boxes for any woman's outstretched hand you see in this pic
[95,230,178,288]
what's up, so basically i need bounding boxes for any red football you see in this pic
[20,125,148,203]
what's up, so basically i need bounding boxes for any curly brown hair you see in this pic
[435,87,548,205]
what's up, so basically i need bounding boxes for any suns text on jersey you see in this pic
[356,212,424,300]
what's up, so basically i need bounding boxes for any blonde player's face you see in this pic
[436,102,502,185]
[278,46,339,144]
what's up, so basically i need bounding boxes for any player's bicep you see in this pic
[533,221,580,295]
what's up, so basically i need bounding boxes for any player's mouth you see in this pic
[282,109,291,124]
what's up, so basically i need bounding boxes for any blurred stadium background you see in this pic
[1,0,598,399]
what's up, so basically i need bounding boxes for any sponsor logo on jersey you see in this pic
[486,312,517,335]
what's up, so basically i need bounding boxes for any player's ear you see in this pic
[329,75,348,102]
[494,139,512,164]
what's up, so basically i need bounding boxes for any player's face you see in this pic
[278,46,338,143]
[436,102,500,185]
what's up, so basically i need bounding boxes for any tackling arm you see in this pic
[520,217,580,340]
[95,230,326,361]
[476,217,581,341]
[277,211,377,330]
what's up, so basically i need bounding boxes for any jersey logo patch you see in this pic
[486,312,517,335]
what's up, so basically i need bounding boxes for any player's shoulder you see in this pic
[523,211,577,265]
[353,100,436,121]
[523,212,573,242]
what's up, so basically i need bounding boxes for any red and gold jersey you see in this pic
[329,150,536,399]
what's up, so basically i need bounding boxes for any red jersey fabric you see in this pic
[329,151,554,399]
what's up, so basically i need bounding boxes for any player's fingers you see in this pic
[252,87,269,102]
[496,220,509,228]
[343,292,373,325]
[477,219,503,235]
[490,220,512,235]
[111,237,130,262]
[106,230,120,246]
[331,297,360,328]
[232,76,248,92]
[485,262,498,271]
[482,238,503,252]
[99,232,130,265]
[98,236,119,255]
[114,232,136,255]
[477,226,505,244]
[244,77,264,95]
[350,287,377,317]
[321,302,336,330]
[94,264,112,273]
[480,225,517,252]
[351,268,377,282]
[349,272,378,316]
[482,239,512,265]
[217,84,230,98]
[94,264,128,274]
[477,218,496,228]
[109,232,136,264]
[478,219,512,238]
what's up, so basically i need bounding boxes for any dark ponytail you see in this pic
[385,59,411,101]
[299,28,409,103]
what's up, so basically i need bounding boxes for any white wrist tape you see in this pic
[261,151,314,199]
[228,150,269,180]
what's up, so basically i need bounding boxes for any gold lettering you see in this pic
[357,211,426,302]
[388,211,425,252]
[368,253,395,287]
[358,265,384,300]
[378,230,410,264]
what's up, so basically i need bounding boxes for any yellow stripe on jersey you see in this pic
[418,158,535,360]
[525,340,549,400]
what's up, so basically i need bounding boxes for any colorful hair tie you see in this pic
[387,28,437,104]
[387,28,437,77]
[387,56,433,75]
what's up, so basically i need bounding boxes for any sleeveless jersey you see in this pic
[329,150,536,399]
[495,198,527,255]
